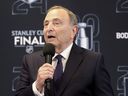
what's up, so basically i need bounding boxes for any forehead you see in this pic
[44,9,70,21]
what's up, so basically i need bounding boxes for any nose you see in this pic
[46,22,54,32]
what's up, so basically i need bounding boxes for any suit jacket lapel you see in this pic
[58,44,84,96]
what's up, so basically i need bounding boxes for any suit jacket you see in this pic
[15,43,114,96]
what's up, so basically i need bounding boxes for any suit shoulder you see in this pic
[80,47,102,58]
[74,44,102,57]
[23,50,43,60]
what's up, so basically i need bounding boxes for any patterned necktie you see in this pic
[54,55,63,91]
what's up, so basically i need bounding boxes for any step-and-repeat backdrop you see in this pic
[1,0,128,96]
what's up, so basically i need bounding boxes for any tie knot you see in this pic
[55,55,63,61]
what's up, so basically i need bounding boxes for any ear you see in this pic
[71,25,78,38]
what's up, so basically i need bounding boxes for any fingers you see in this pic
[35,63,54,91]
[39,64,54,73]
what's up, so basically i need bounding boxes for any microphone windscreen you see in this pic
[43,43,55,56]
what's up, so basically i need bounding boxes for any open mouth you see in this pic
[48,35,55,39]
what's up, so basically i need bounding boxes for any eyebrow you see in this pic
[43,18,63,25]
[53,18,61,21]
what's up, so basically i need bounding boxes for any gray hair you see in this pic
[47,5,78,25]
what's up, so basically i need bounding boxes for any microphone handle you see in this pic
[45,55,52,64]
[44,78,55,96]
[44,55,55,96]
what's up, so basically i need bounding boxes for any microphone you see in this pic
[43,43,55,96]
[43,43,55,64]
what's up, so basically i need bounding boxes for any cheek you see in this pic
[59,31,71,41]
[43,30,47,39]
[43,29,46,35]
[56,27,72,41]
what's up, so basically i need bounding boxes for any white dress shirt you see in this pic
[32,43,73,96]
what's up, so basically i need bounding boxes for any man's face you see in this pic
[43,9,77,50]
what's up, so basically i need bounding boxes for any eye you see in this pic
[43,21,49,27]
[53,19,62,26]
[54,21,60,26]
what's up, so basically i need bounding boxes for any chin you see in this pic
[46,41,55,45]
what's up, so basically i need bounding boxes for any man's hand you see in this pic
[35,63,54,92]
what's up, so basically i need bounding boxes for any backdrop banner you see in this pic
[1,0,128,96]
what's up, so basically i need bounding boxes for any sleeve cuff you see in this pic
[32,81,44,96]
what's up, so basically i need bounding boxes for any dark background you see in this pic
[1,0,128,96]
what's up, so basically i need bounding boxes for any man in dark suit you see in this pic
[16,5,114,96]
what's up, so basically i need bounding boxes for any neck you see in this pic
[55,42,73,54]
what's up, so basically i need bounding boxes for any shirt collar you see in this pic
[53,43,73,60]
